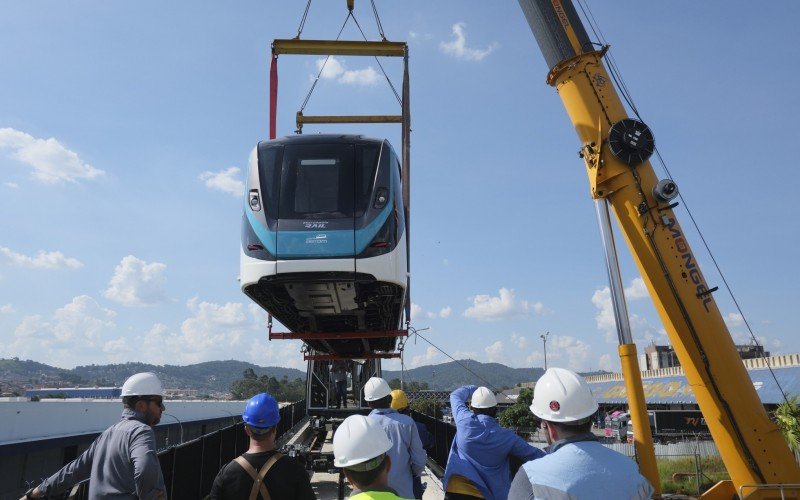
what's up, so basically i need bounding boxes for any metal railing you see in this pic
[68,400,306,500]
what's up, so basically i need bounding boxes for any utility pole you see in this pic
[540,331,549,370]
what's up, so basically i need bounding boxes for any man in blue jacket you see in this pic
[365,377,427,499]
[508,368,654,499]
[444,385,545,499]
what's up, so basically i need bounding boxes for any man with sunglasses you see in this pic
[21,372,167,500]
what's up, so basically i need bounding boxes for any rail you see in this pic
[67,400,307,500]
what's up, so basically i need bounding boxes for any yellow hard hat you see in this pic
[390,389,409,410]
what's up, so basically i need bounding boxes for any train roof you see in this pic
[260,134,387,146]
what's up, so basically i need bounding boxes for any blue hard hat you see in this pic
[242,393,280,429]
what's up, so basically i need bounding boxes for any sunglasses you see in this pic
[141,397,164,406]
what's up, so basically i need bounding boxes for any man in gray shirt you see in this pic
[21,372,167,500]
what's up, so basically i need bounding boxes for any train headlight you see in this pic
[249,190,262,211]
[374,188,388,209]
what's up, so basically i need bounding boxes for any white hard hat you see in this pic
[471,386,497,408]
[121,372,163,397]
[530,367,598,423]
[363,377,392,401]
[333,415,392,469]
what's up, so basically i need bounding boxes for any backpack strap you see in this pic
[232,453,284,500]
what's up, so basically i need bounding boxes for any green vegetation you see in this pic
[229,369,305,401]
[773,394,800,452]
[410,398,443,419]
[498,388,537,435]
[387,379,430,392]
[656,456,728,495]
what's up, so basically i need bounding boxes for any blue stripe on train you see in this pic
[246,194,393,258]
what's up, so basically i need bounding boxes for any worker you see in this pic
[364,377,426,499]
[508,367,654,499]
[332,360,349,408]
[210,392,315,500]
[391,389,434,499]
[20,372,167,500]
[444,385,545,500]
[334,414,412,500]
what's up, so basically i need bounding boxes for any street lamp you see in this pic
[540,331,550,370]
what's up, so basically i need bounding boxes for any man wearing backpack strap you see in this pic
[210,393,315,500]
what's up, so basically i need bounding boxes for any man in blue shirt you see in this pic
[444,385,545,499]
[508,368,653,499]
[365,377,427,499]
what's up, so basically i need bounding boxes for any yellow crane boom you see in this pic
[517,1,800,497]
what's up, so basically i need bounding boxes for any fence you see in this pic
[68,400,306,500]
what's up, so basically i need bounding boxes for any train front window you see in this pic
[280,143,380,219]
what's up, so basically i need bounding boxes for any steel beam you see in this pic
[304,353,401,361]
[272,39,406,57]
[270,330,407,340]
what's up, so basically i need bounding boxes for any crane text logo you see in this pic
[664,217,713,313]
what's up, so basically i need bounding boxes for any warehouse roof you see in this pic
[587,366,800,405]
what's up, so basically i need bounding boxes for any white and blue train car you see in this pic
[240,135,408,356]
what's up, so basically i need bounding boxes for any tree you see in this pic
[774,394,800,452]
[411,398,443,419]
[388,378,402,390]
[498,388,537,434]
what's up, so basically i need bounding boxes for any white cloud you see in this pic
[592,277,663,344]
[511,332,527,350]
[315,56,380,86]
[410,303,423,321]
[599,353,617,372]
[485,340,504,362]
[724,312,744,329]
[1,296,116,367]
[1,303,15,314]
[0,127,104,183]
[426,312,436,319]
[4,182,19,189]
[199,167,243,196]
[103,337,132,354]
[439,306,452,319]
[104,255,167,307]
[0,246,83,269]
[550,335,592,371]
[463,288,537,321]
[439,23,498,61]
[410,346,442,368]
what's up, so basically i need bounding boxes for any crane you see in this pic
[517,1,800,497]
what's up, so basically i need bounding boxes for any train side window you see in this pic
[257,145,282,218]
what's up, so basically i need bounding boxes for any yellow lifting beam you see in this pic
[296,112,402,133]
[272,39,406,57]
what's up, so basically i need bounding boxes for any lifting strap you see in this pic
[269,54,278,140]
[232,453,283,500]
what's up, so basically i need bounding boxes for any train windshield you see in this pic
[280,143,380,219]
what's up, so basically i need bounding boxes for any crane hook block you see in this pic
[608,118,655,166]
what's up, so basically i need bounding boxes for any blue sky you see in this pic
[1,1,798,374]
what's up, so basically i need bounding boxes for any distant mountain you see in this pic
[0,359,304,394]
[1,357,608,396]
[384,359,546,391]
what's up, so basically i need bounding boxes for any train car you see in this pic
[240,134,408,356]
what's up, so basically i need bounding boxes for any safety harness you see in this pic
[232,453,284,500]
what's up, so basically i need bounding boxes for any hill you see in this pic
[0,359,305,395]
[384,359,545,391]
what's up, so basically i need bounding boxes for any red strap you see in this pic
[269,54,278,139]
